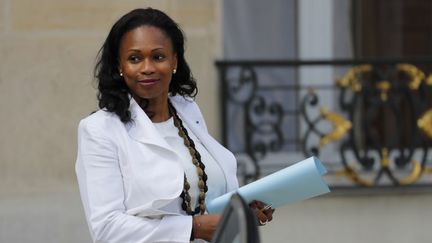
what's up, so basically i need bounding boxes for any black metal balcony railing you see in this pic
[216,58,432,187]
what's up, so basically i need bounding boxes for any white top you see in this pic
[153,116,227,212]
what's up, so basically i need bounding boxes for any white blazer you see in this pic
[75,96,239,243]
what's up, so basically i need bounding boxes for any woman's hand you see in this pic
[192,214,221,241]
[249,200,275,226]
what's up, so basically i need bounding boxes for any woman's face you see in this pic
[118,25,177,104]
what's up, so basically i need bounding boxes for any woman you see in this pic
[76,8,273,243]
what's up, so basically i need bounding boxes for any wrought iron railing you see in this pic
[216,58,432,187]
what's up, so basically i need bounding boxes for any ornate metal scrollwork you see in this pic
[226,66,257,104]
[224,66,285,183]
[301,90,352,156]
[246,96,284,161]
[219,59,432,187]
[301,64,432,186]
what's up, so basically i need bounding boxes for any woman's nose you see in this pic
[140,58,155,74]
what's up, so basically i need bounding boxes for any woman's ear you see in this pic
[118,66,123,76]
[173,53,178,71]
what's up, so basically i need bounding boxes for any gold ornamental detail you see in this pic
[380,148,422,185]
[417,109,432,139]
[399,160,422,185]
[426,74,432,86]
[319,107,352,147]
[375,80,391,101]
[380,148,390,168]
[336,65,372,91]
[396,64,425,90]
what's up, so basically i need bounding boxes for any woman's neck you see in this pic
[134,96,171,123]
[150,100,171,122]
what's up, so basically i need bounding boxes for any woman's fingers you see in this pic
[255,208,268,225]
[250,200,275,225]
[264,208,275,221]
[255,200,266,209]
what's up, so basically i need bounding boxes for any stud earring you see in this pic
[120,71,123,77]
[173,69,177,74]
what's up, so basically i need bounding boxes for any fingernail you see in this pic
[263,204,273,210]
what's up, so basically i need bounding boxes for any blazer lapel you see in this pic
[127,98,173,151]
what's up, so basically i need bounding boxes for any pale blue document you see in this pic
[206,156,330,213]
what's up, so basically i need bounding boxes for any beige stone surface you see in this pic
[0,1,4,32]
[185,32,221,137]
[260,193,432,243]
[0,35,101,184]
[10,0,217,32]
[1,183,431,243]
[11,0,170,31]
[0,183,92,243]
[170,0,216,27]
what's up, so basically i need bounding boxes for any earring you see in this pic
[173,69,177,74]
[120,71,123,77]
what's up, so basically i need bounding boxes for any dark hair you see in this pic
[94,8,197,122]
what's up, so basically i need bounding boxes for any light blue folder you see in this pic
[206,156,330,214]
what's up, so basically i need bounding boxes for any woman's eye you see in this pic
[128,55,141,63]
[154,54,165,61]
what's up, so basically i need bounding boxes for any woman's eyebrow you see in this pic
[126,47,164,52]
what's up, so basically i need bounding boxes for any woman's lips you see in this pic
[138,79,158,86]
